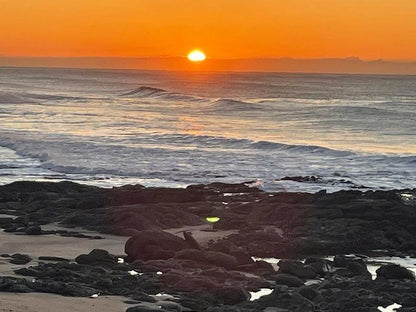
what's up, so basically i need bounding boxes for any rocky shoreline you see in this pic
[1,181,416,311]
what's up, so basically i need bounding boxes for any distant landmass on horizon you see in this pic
[1,56,416,74]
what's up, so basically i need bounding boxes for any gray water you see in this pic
[0,67,415,192]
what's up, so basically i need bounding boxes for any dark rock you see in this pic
[174,276,217,292]
[10,253,32,265]
[38,256,70,262]
[24,225,42,235]
[305,259,332,276]
[0,276,32,293]
[203,251,238,269]
[125,231,188,261]
[275,273,304,287]
[376,264,415,280]
[0,217,14,225]
[298,286,320,301]
[175,249,206,262]
[278,260,317,279]
[212,286,251,305]
[126,304,169,312]
[75,249,117,266]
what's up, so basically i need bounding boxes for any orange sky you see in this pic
[0,0,415,61]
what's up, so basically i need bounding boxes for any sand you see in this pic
[0,293,132,312]
[0,222,237,311]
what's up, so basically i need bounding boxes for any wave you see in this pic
[0,164,22,169]
[250,140,354,156]
[0,92,36,104]
[121,86,203,102]
[313,105,416,117]
[206,98,265,112]
[122,86,167,97]
[24,93,87,101]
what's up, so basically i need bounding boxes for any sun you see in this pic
[187,50,206,62]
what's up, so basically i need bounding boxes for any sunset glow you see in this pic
[0,0,415,72]
[187,50,206,62]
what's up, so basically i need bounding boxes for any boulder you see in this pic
[10,254,32,265]
[298,285,320,301]
[24,225,42,235]
[212,286,251,305]
[173,276,217,292]
[125,231,188,262]
[175,249,206,262]
[0,217,14,225]
[203,251,238,270]
[278,260,317,279]
[75,249,117,266]
[275,273,304,287]
[376,264,415,280]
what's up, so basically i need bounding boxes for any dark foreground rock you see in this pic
[1,181,416,311]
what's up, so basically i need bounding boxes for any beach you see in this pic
[1,181,415,311]
[1,68,415,311]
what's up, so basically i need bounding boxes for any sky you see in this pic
[1,0,415,71]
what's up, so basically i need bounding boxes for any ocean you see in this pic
[0,67,415,192]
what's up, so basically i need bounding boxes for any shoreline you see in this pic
[1,180,415,311]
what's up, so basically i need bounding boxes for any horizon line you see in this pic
[1,56,416,63]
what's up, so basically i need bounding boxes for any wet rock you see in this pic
[174,276,217,292]
[24,225,42,235]
[0,276,32,293]
[75,249,117,266]
[126,304,169,312]
[298,286,320,301]
[376,264,415,280]
[0,217,14,225]
[175,249,206,262]
[212,286,251,305]
[125,231,188,262]
[304,258,332,276]
[274,273,304,287]
[203,251,237,270]
[278,260,317,279]
[10,253,32,265]
[38,256,70,262]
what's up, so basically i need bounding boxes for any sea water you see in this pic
[0,67,415,192]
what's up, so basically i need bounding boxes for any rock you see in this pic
[175,249,206,262]
[10,253,32,265]
[230,250,254,266]
[38,256,70,262]
[274,273,304,287]
[212,286,251,305]
[376,264,415,280]
[75,249,117,266]
[0,276,32,293]
[158,300,183,312]
[126,304,169,312]
[24,225,42,235]
[0,217,14,225]
[278,260,317,279]
[183,231,202,250]
[298,286,320,301]
[304,259,332,276]
[203,251,238,269]
[125,231,188,262]
[173,276,217,292]
[333,254,363,267]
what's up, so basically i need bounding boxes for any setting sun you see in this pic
[187,50,206,62]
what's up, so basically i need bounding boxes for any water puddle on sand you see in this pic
[378,303,402,312]
[249,288,273,301]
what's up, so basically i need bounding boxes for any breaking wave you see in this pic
[121,86,203,102]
